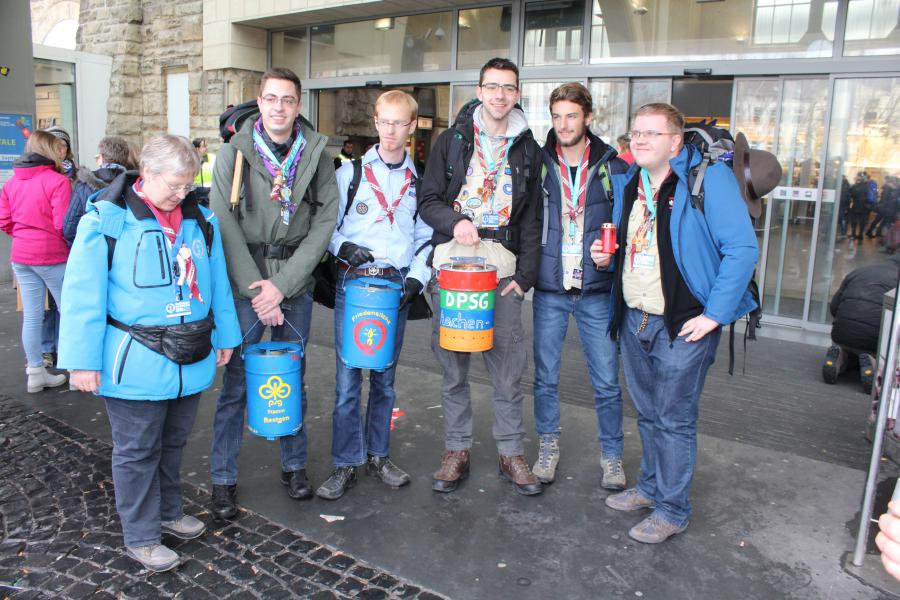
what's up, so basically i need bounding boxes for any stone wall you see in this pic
[75,0,261,150]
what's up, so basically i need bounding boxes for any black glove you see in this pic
[338,242,374,268]
[400,278,424,309]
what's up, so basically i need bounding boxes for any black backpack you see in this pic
[219,100,260,144]
[684,120,761,374]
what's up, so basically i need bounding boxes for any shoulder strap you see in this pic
[338,158,362,231]
[689,154,711,213]
[445,132,466,182]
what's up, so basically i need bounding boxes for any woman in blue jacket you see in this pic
[58,135,242,572]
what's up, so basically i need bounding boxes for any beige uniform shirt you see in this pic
[622,184,665,315]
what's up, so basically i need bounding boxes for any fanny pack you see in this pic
[107,314,214,365]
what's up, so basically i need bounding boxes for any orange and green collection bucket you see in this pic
[437,257,499,352]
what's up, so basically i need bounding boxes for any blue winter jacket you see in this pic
[58,177,242,400]
[611,145,759,325]
[536,128,628,294]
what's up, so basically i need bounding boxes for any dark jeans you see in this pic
[428,276,527,456]
[620,308,720,528]
[210,293,313,485]
[331,272,410,466]
[105,394,200,547]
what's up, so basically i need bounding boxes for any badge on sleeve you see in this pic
[356,202,369,215]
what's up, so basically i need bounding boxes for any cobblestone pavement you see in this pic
[0,399,446,600]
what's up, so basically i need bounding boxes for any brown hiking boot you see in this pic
[432,450,470,493]
[499,455,543,496]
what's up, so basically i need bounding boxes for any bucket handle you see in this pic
[240,319,306,357]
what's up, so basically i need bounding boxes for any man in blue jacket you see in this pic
[595,103,758,544]
[531,83,628,489]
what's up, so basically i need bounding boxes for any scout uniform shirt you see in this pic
[328,145,433,285]
[432,106,528,279]
[622,171,665,315]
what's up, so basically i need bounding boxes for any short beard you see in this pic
[558,130,586,148]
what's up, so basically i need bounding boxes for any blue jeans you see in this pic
[210,293,313,485]
[331,272,410,466]
[532,290,623,458]
[105,394,200,547]
[11,262,65,368]
[620,308,720,528]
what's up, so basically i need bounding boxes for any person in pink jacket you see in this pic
[0,130,72,392]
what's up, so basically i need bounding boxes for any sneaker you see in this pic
[125,543,180,572]
[600,455,626,490]
[366,455,410,488]
[628,513,687,544]
[605,488,654,512]
[859,353,876,395]
[822,345,845,384]
[532,435,560,484]
[26,366,67,393]
[210,484,237,520]
[316,466,357,500]
[161,514,206,540]
[41,352,56,368]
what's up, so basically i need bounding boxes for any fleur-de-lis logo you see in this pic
[259,375,291,407]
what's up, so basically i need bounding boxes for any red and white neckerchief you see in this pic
[629,168,670,271]
[556,139,591,240]
[133,179,203,303]
[363,162,412,225]
[472,122,509,208]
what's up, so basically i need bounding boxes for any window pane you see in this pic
[630,79,671,115]
[520,81,570,143]
[33,58,78,155]
[524,0,585,66]
[843,0,900,56]
[271,29,308,79]
[457,6,512,70]
[311,12,452,78]
[591,0,834,62]
[588,79,629,143]
[451,84,478,121]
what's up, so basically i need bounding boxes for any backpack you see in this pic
[683,120,761,375]
[219,100,260,144]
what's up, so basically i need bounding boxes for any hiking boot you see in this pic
[161,514,206,540]
[600,455,626,490]
[432,450,470,493]
[366,455,410,488]
[26,366,66,393]
[125,543,180,572]
[316,466,357,500]
[822,345,846,384]
[532,435,560,484]
[210,484,237,520]
[499,455,543,496]
[605,488,654,512]
[42,352,56,368]
[628,513,687,544]
[281,469,313,500]
[859,353,876,395]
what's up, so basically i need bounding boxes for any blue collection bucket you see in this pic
[341,277,402,371]
[243,321,304,440]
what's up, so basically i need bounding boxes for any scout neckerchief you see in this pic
[252,118,306,225]
[472,122,510,212]
[133,178,203,303]
[556,139,591,240]
[629,168,670,271]
[363,159,412,225]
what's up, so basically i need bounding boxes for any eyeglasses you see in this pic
[374,118,415,129]
[629,130,680,140]
[261,94,299,108]
[159,176,195,194]
[479,82,518,94]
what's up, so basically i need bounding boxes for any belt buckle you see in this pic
[366,266,379,276]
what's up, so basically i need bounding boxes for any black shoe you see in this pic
[822,345,844,384]
[366,455,411,488]
[859,353,876,396]
[280,469,313,500]
[211,484,237,520]
[315,466,357,500]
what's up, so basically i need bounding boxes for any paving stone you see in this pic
[324,553,355,571]
[350,565,377,580]
[357,588,390,600]
[391,583,421,598]
[308,547,334,563]
[312,568,342,587]
[335,576,366,595]
[369,573,400,590]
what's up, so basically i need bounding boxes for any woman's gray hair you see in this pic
[139,135,201,178]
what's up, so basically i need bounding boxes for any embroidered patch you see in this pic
[466,165,474,176]
[356,202,369,215]
[453,201,462,213]
[462,209,476,219]
[504,166,512,175]
[191,238,205,258]
[499,205,510,219]
[466,197,482,209]
[503,183,513,195]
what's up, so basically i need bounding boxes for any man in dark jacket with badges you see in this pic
[418,57,544,496]
[208,67,339,519]
[531,83,629,489]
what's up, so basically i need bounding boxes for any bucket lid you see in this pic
[440,256,497,272]
[348,276,402,291]
[244,340,303,356]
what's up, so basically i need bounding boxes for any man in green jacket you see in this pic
[208,67,339,520]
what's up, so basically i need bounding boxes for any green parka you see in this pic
[210,117,338,300]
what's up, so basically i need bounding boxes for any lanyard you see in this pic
[638,169,661,247]
[473,123,509,212]
[556,140,591,239]
[363,162,412,225]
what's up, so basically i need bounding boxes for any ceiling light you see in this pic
[374,17,394,31]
